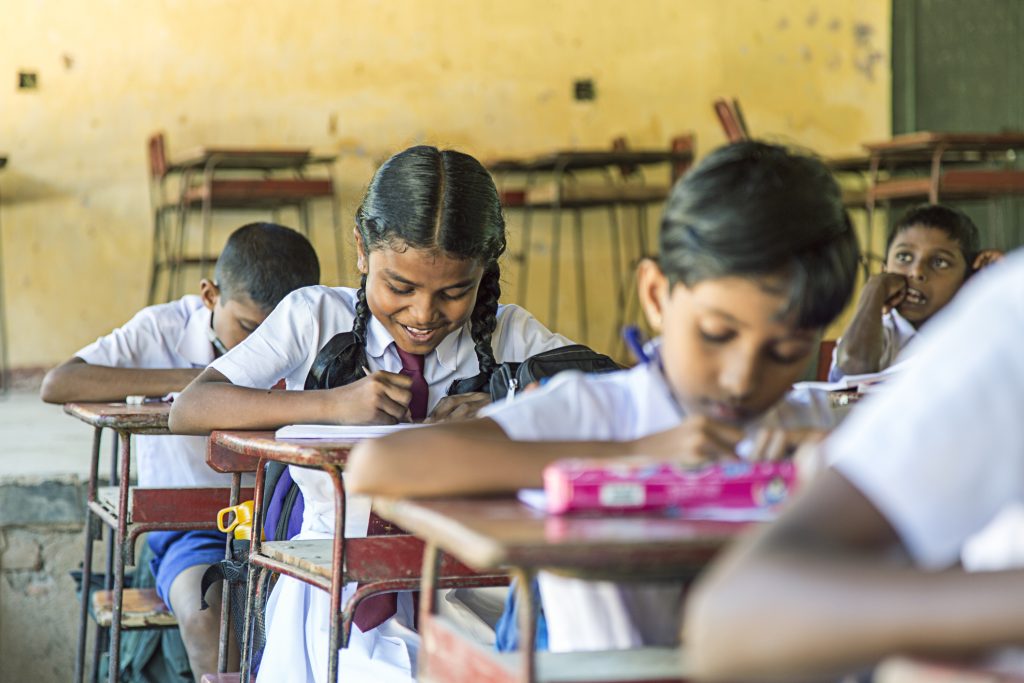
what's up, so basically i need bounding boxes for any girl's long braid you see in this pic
[351,274,372,347]
[321,273,371,388]
[468,264,501,380]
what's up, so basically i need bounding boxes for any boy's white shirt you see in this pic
[828,252,1024,671]
[480,344,840,652]
[75,294,232,487]
[208,284,571,683]
[828,308,918,383]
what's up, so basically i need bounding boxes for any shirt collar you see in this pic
[176,303,216,367]
[643,338,687,418]
[364,314,468,372]
[888,308,918,338]
[364,314,393,359]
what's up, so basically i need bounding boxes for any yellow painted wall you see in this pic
[0,0,890,369]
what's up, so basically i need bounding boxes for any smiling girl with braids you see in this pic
[171,145,571,682]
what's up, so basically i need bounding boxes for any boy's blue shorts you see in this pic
[147,530,225,609]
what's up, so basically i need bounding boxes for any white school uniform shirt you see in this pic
[828,308,918,382]
[481,344,840,652]
[828,252,1024,671]
[75,295,230,488]
[830,252,1024,570]
[208,284,571,683]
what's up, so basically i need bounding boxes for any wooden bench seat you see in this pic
[871,169,1024,201]
[91,588,176,628]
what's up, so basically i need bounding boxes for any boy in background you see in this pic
[830,204,1000,381]
[42,222,320,679]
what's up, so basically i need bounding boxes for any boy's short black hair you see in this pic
[887,204,980,266]
[659,141,860,329]
[214,222,320,311]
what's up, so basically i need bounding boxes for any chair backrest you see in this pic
[713,98,750,143]
[611,136,638,178]
[670,133,696,183]
[148,132,168,180]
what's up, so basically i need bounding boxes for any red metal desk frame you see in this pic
[66,403,251,683]
[209,431,505,683]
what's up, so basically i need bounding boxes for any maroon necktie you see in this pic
[352,348,428,632]
[395,348,428,421]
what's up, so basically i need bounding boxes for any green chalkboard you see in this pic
[892,0,1024,250]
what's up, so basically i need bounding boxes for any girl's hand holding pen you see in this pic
[325,369,413,424]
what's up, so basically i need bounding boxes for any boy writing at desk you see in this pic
[41,222,320,680]
[686,250,1024,679]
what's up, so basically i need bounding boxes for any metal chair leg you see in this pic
[74,428,103,683]
[516,207,534,308]
[606,204,627,353]
[572,208,588,343]
[547,207,563,332]
[329,186,344,285]
[0,184,7,395]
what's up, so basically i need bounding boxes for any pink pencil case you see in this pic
[543,459,797,514]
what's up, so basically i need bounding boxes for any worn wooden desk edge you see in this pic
[864,131,1024,154]
[63,402,172,433]
[373,496,751,579]
[210,430,353,469]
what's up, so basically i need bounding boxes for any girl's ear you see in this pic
[353,229,368,274]
[198,278,220,311]
[636,258,670,333]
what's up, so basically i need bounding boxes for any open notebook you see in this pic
[275,423,422,440]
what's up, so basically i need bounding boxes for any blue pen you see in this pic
[622,325,651,364]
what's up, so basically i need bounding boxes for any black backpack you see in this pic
[484,344,621,400]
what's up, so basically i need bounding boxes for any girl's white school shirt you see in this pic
[207,284,571,683]
[828,308,918,382]
[480,345,840,652]
[75,295,232,488]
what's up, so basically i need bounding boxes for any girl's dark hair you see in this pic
[886,203,980,270]
[659,140,860,329]
[348,145,507,379]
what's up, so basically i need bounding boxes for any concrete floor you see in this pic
[0,389,112,480]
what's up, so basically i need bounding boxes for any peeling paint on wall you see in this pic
[0,0,891,366]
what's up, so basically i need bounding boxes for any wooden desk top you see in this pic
[488,149,695,173]
[209,430,353,469]
[171,147,336,172]
[373,496,750,580]
[864,131,1024,156]
[824,153,872,173]
[63,402,171,434]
